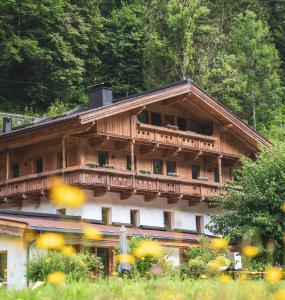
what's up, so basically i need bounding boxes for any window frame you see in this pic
[102,207,111,225]
[130,209,140,227]
[191,164,200,179]
[195,215,204,234]
[11,163,20,178]
[98,151,109,167]
[34,157,44,173]
[152,159,163,175]
[137,110,149,124]
[150,111,162,126]
[166,160,176,174]
[163,211,173,230]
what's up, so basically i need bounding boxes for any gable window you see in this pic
[151,112,162,126]
[102,207,111,225]
[153,159,163,175]
[177,117,187,131]
[11,163,20,178]
[214,166,220,183]
[35,158,43,173]
[98,151,109,167]
[191,164,200,179]
[138,110,149,124]
[166,160,176,174]
[126,154,132,171]
[163,211,173,230]
[164,115,175,126]
[130,209,139,227]
[196,215,204,234]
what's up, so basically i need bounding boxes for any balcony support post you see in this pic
[5,149,9,180]
[62,135,67,169]
[218,154,223,184]
[130,140,135,172]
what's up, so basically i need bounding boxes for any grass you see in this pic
[1,278,285,300]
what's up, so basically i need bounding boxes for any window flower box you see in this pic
[138,169,151,175]
[86,162,99,168]
[167,172,179,177]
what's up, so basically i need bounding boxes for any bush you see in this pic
[180,258,207,279]
[27,251,103,283]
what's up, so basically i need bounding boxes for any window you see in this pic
[98,151,109,167]
[56,208,66,216]
[126,154,132,171]
[130,209,139,227]
[177,117,187,131]
[152,159,163,174]
[214,167,220,183]
[150,112,162,126]
[163,211,173,230]
[11,163,19,178]
[102,207,111,225]
[164,115,175,126]
[196,215,204,234]
[191,164,200,179]
[0,252,7,283]
[138,110,149,124]
[35,158,43,173]
[166,160,176,174]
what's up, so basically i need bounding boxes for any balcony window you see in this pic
[164,115,175,126]
[214,166,220,183]
[177,117,187,131]
[151,112,162,126]
[130,209,139,227]
[191,164,200,179]
[196,215,204,234]
[11,163,20,178]
[98,151,109,167]
[102,207,111,225]
[138,110,149,124]
[153,159,163,174]
[163,211,173,230]
[35,158,43,173]
[126,154,132,171]
[166,160,176,174]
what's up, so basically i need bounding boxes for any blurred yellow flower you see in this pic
[83,225,102,240]
[61,245,76,257]
[274,289,285,300]
[36,232,64,250]
[112,271,118,277]
[238,272,248,281]
[211,238,228,250]
[49,184,85,208]
[47,271,65,285]
[265,267,283,284]
[218,274,231,283]
[115,254,135,265]
[242,245,260,257]
[200,274,208,279]
[281,203,285,213]
[134,240,163,258]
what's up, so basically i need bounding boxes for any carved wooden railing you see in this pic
[0,166,223,199]
[135,123,218,152]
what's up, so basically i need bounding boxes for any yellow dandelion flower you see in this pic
[211,238,228,250]
[61,245,76,257]
[133,240,163,258]
[83,225,102,240]
[200,274,208,279]
[242,245,260,257]
[47,271,65,285]
[274,289,285,300]
[265,267,283,284]
[218,274,231,283]
[36,233,64,250]
[49,184,85,208]
[115,254,135,265]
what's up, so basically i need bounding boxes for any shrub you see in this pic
[27,251,103,283]
[180,258,207,279]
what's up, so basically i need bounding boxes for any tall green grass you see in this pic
[0,278,283,300]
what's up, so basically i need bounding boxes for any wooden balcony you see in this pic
[135,123,218,152]
[0,166,224,204]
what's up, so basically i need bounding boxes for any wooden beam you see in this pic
[62,135,67,169]
[163,147,181,158]
[144,192,159,202]
[116,141,132,151]
[130,106,146,116]
[94,188,108,197]
[130,140,135,172]
[218,154,223,184]
[184,151,202,161]
[89,136,110,148]
[217,123,233,132]
[167,194,182,204]
[188,197,203,207]
[140,143,159,155]
[120,190,135,200]
[162,96,188,106]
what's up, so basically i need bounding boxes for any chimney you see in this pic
[3,117,12,133]
[87,83,113,109]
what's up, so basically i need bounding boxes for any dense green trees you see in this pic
[0,0,284,137]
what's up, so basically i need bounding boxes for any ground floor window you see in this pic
[102,207,111,225]
[163,211,173,230]
[0,251,7,283]
[196,215,204,234]
[130,209,140,227]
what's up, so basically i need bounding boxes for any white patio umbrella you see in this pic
[119,225,131,272]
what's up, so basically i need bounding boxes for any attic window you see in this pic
[177,117,187,131]
[151,112,162,126]
[138,110,149,124]
[164,115,175,126]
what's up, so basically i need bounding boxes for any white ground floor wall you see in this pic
[18,190,215,235]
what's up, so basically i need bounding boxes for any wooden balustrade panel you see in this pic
[63,173,81,185]
[176,135,198,148]
[158,180,180,193]
[155,132,178,145]
[135,177,158,191]
[109,174,133,188]
[81,173,108,186]
[136,128,155,141]
[200,140,217,151]
[200,186,221,197]
[180,184,201,196]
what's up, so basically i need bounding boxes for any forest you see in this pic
[0,0,284,139]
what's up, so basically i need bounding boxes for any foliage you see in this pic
[208,144,285,264]
[27,251,103,283]
[0,278,284,300]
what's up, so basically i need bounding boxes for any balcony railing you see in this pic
[135,123,218,152]
[0,166,223,200]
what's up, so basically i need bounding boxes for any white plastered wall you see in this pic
[0,234,27,289]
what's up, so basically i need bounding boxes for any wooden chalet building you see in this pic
[0,80,269,288]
